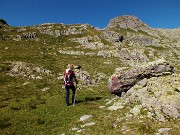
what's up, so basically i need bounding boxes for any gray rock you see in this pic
[82,122,95,127]
[108,59,174,95]
[157,128,172,135]
[71,127,80,131]
[108,106,118,111]
[137,78,148,87]
[114,73,180,121]
[7,61,52,79]
[23,32,37,39]
[130,105,142,115]
[162,105,180,119]
[118,48,149,62]
[79,115,92,121]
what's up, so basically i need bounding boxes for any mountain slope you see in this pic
[0,16,180,135]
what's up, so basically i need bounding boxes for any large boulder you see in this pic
[108,59,174,95]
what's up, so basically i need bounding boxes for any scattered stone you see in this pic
[130,105,142,115]
[79,115,92,121]
[112,122,118,128]
[157,128,172,135]
[77,129,85,133]
[121,125,128,131]
[23,82,29,86]
[104,61,112,64]
[99,106,105,109]
[71,127,80,131]
[41,87,50,92]
[83,122,95,127]
[108,106,118,111]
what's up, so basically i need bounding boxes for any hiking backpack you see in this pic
[64,69,73,83]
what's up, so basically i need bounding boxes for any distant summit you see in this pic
[107,15,150,31]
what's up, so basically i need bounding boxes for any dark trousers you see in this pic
[65,85,76,105]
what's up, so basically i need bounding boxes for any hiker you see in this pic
[63,64,78,106]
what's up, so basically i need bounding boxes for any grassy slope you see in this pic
[0,25,118,135]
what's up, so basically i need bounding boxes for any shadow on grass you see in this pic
[75,96,102,104]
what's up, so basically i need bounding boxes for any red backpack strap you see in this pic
[64,69,74,82]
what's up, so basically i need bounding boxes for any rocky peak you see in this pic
[107,15,150,31]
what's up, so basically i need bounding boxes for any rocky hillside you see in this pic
[0,16,180,134]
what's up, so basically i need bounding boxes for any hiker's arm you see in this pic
[74,76,78,84]
[73,73,78,84]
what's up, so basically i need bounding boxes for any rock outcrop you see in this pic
[7,61,52,79]
[108,59,174,95]
[118,48,149,62]
[23,32,37,39]
[106,73,180,121]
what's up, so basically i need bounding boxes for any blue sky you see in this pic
[0,0,180,28]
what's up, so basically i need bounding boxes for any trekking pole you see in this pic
[73,83,77,107]
[73,65,81,107]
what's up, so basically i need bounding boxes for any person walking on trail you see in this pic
[63,64,78,106]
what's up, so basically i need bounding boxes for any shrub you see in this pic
[27,99,38,109]
[36,117,45,125]
[138,122,155,134]
[10,103,21,110]
[0,102,8,108]
[0,118,11,129]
